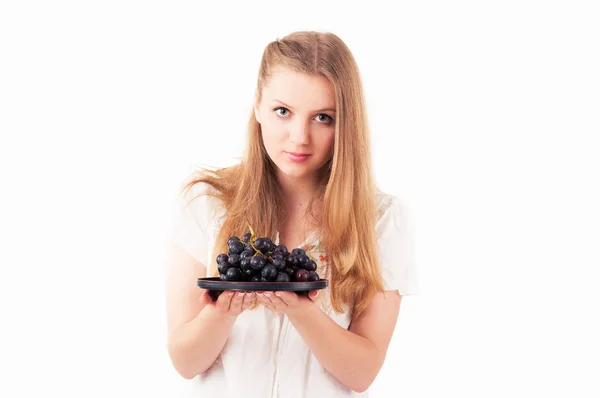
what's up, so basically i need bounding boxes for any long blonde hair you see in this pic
[181,31,384,317]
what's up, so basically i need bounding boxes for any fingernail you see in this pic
[237,292,244,297]
[264,293,270,297]
[274,292,281,297]
[228,292,234,296]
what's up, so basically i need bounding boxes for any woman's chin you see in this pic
[276,164,315,180]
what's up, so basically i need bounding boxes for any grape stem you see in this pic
[245,221,256,243]
[249,244,273,261]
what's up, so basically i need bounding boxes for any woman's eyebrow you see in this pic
[273,99,336,113]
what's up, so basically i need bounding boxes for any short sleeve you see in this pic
[169,182,218,265]
[376,195,419,295]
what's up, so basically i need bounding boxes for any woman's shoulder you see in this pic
[375,189,410,221]
[374,188,414,240]
[373,189,418,294]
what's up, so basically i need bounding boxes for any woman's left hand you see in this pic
[256,290,320,315]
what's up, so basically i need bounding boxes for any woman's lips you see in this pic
[285,151,311,162]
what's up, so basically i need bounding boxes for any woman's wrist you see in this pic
[286,299,321,321]
[198,302,239,327]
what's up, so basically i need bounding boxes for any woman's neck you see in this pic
[277,172,319,217]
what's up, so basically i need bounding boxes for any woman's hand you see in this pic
[201,290,255,318]
[255,290,320,315]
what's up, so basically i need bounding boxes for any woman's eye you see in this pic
[274,107,290,117]
[316,114,333,124]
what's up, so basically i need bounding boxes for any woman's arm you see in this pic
[258,290,402,392]
[166,243,253,379]
[168,297,237,379]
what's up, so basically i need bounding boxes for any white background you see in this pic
[1,1,599,397]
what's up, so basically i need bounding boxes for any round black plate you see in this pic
[197,277,328,292]
[197,277,328,301]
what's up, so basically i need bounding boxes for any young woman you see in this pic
[165,31,418,397]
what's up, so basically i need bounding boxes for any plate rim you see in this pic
[197,276,329,291]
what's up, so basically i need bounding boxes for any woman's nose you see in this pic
[288,119,310,145]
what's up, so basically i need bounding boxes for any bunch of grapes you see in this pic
[216,231,320,283]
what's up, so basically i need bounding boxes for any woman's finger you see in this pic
[265,292,286,310]
[255,292,269,304]
[269,292,288,307]
[199,290,212,307]
[216,291,234,312]
[241,291,255,310]
[275,291,296,306]
[308,290,320,302]
[257,292,276,310]
[229,291,245,313]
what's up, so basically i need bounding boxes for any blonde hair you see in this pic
[181,31,384,317]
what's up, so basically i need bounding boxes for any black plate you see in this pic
[197,277,328,301]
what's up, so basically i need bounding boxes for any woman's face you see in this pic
[255,67,336,183]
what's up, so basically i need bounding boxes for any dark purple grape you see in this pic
[228,240,245,255]
[291,248,306,257]
[295,269,309,282]
[286,254,300,267]
[297,254,311,269]
[252,237,266,251]
[284,267,296,277]
[261,264,277,281]
[307,271,319,281]
[219,273,228,281]
[240,257,252,270]
[271,252,284,261]
[260,276,270,282]
[272,257,286,271]
[241,232,252,243]
[240,250,253,259]
[228,253,241,266]
[216,253,229,264]
[275,272,291,282]
[254,237,272,253]
[225,267,242,281]
[244,244,256,255]
[274,244,289,256]
[305,259,317,272]
[250,275,262,282]
[250,255,266,271]
[217,262,230,274]
[227,236,240,246]
[269,241,277,252]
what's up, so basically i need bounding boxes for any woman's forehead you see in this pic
[263,69,336,111]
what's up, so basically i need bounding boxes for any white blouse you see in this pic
[168,182,419,398]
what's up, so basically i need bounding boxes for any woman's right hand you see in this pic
[201,290,255,317]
